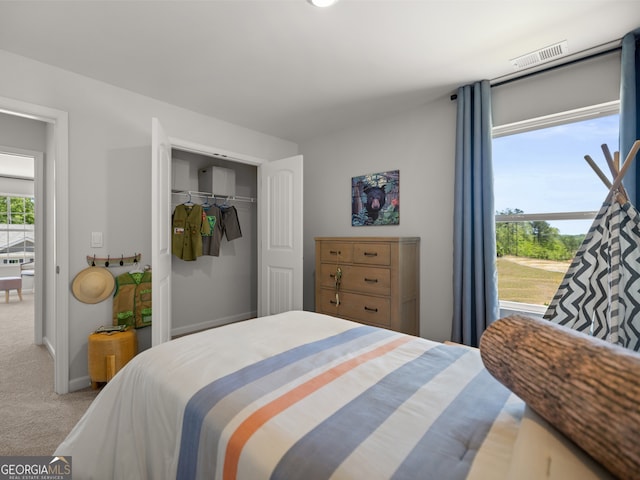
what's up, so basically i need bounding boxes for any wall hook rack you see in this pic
[86,253,142,268]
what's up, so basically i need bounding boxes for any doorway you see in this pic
[0,149,42,342]
[0,95,70,394]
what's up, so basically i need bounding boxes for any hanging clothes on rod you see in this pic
[201,202,243,257]
[169,190,245,258]
[172,200,211,261]
[220,204,243,241]
[202,202,223,257]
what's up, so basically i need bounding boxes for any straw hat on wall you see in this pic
[71,266,115,304]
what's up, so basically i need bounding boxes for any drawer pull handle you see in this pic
[330,300,338,305]
[329,250,341,255]
[364,278,378,283]
[364,306,378,313]
[364,252,378,257]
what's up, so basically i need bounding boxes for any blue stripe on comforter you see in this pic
[176,325,385,480]
[390,368,512,480]
[269,344,467,480]
[271,346,511,480]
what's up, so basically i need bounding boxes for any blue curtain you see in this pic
[452,80,499,347]
[621,28,640,204]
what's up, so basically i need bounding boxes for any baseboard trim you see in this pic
[42,335,55,357]
[69,375,91,392]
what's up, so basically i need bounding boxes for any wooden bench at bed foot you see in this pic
[0,276,22,303]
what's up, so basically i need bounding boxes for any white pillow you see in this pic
[506,406,614,480]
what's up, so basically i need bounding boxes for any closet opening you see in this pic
[152,117,304,346]
[170,149,258,338]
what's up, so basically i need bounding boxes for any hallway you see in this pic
[0,292,97,455]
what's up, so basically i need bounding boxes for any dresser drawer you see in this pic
[316,288,342,315]
[353,243,390,265]
[318,264,391,296]
[319,242,353,263]
[340,265,390,295]
[317,289,391,328]
[317,263,342,289]
[338,291,391,328]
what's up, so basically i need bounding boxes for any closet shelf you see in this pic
[172,189,256,203]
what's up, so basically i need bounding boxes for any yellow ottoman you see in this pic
[88,329,137,389]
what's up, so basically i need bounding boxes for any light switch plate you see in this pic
[91,231,103,248]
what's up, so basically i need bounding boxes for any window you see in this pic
[492,102,620,314]
[0,195,35,264]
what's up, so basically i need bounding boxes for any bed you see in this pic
[55,311,634,479]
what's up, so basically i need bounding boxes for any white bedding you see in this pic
[56,311,524,479]
[506,406,614,480]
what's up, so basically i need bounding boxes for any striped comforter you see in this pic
[56,311,524,480]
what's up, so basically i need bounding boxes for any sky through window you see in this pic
[493,114,619,235]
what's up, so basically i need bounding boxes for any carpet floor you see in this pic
[0,293,98,456]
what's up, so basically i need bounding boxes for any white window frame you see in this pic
[492,100,620,315]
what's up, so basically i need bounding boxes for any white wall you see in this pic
[0,112,47,152]
[492,51,621,127]
[301,97,457,342]
[0,49,298,389]
[0,113,45,196]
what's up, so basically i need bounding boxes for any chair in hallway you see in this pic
[0,275,22,303]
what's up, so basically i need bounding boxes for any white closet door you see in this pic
[151,117,172,345]
[258,155,304,316]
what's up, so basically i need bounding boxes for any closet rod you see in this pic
[172,189,256,203]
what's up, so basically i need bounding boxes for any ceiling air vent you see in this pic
[510,41,569,70]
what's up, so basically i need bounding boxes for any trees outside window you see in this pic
[0,195,35,264]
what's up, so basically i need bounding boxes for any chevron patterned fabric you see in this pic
[544,200,640,351]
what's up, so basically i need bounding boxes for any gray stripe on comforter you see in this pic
[270,345,467,480]
[176,325,384,480]
[390,368,512,480]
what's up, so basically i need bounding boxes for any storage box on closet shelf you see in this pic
[199,166,236,198]
[170,165,257,204]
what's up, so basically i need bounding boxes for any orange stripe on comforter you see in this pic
[222,336,412,480]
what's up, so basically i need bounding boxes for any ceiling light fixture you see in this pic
[307,0,338,7]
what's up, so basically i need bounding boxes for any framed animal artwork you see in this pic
[351,170,399,226]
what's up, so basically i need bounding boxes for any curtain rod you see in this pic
[450,39,622,101]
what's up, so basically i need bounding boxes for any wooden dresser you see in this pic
[315,237,420,335]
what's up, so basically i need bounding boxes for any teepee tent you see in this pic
[544,140,640,351]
